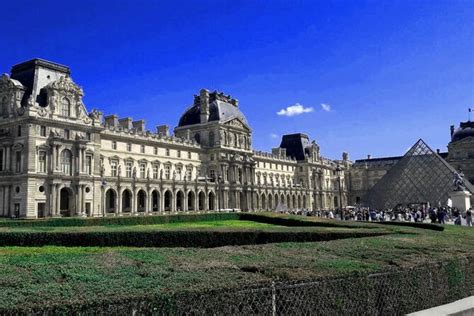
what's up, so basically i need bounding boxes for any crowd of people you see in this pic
[276,205,473,226]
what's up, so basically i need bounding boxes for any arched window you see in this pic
[0,96,7,115]
[61,97,70,117]
[194,133,201,144]
[61,149,72,175]
[208,131,215,146]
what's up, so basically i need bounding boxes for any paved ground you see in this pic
[408,296,474,316]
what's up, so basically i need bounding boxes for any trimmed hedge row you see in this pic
[240,213,445,231]
[368,221,444,231]
[0,230,390,247]
[0,212,240,227]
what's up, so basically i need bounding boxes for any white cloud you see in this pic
[270,133,279,139]
[321,103,331,112]
[277,103,314,117]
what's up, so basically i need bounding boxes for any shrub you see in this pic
[0,213,240,228]
[0,230,390,248]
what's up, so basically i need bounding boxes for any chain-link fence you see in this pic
[9,257,473,315]
[165,258,473,315]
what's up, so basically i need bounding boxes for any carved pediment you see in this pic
[47,76,83,96]
[225,118,247,129]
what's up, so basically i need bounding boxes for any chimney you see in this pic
[200,89,210,124]
[132,120,145,132]
[156,125,169,137]
[342,152,349,161]
[436,149,440,154]
[104,115,118,127]
[367,154,371,160]
[450,125,455,137]
[118,117,133,130]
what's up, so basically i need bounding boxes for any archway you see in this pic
[164,190,172,212]
[152,190,160,212]
[122,189,132,212]
[274,194,279,210]
[334,196,339,208]
[198,191,205,211]
[208,191,215,211]
[137,190,146,212]
[292,195,296,209]
[239,192,245,211]
[261,194,266,210]
[59,187,74,216]
[281,194,285,208]
[268,195,273,210]
[187,191,195,211]
[105,189,117,213]
[287,194,291,208]
[297,195,302,209]
[176,190,184,211]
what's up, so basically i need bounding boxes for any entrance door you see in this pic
[37,203,45,218]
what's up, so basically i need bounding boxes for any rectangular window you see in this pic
[166,148,170,156]
[15,151,21,173]
[111,161,117,177]
[186,167,192,181]
[112,141,117,150]
[0,149,3,171]
[127,143,132,152]
[140,163,146,178]
[153,165,159,179]
[210,169,215,181]
[176,166,182,180]
[126,162,132,178]
[188,151,191,159]
[64,129,70,140]
[177,150,181,158]
[38,151,46,173]
[17,126,21,137]
[86,132,91,141]
[154,147,158,155]
[165,165,170,180]
[85,156,92,175]
[140,145,145,153]
[210,154,214,161]
[40,126,46,137]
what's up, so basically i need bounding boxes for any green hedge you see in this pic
[0,230,390,248]
[0,212,240,227]
[367,221,444,231]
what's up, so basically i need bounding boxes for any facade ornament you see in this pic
[453,171,466,191]
[118,165,122,177]
[132,167,137,180]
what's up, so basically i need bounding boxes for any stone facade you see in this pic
[0,59,350,218]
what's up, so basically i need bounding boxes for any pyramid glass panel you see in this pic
[363,139,472,209]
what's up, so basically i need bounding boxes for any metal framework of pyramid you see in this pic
[363,139,472,209]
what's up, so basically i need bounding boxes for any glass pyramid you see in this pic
[363,139,472,209]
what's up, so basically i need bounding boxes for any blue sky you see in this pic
[1,0,473,160]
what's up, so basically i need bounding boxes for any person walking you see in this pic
[466,209,472,227]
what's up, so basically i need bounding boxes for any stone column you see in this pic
[131,190,137,214]
[81,185,85,215]
[117,188,122,215]
[183,191,188,212]
[55,185,60,216]
[77,185,83,215]
[5,146,10,171]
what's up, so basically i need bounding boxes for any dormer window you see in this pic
[61,97,70,117]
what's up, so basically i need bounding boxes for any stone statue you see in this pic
[160,169,163,180]
[453,171,466,191]
[117,165,122,177]
[147,168,151,180]
[132,167,137,180]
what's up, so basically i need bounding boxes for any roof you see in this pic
[178,100,249,127]
[11,58,70,75]
[452,121,474,143]
[279,133,312,161]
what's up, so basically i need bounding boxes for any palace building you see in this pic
[0,59,350,218]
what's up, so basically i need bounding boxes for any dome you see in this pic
[452,121,474,142]
[178,99,249,127]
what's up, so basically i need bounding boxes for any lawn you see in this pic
[0,213,472,313]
